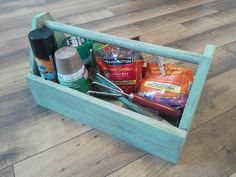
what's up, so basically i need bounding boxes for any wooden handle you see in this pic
[131,94,181,119]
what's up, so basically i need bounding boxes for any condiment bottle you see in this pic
[54,46,90,92]
[28,28,58,81]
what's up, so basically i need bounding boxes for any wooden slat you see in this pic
[157,106,236,177]
[0,37,27,57]
[0,64,92,169]
[169,21,236,52]
[0,89,92,169]
[105,1,236,47]
[0,0,121,33]
[192,68,236,129]
[65,9,114,25]
[179,44,215,130]
[0,166,14,177]
[104,2,218,36]
[172,44,236,128]
[81,2,218,32]
[1,0,236,176]
[181,7,236,33]
[0,1,220,61]
[223,41,236,54]
[207,44,236,79]
[141,24,192,45]
[14,130,145,177]
[107,106,236,177]
[0,105,92,169]
[0,0,109,21]
[46,20,204,64]
[0,0,49,8]
[26,73,186,163]
[170,40,236,80]
[0,89,38,118]
[0,65,28,97]
[107,155,169,177]
[207,0,236,11]
[230,172,236,177]
[108,0,170,15]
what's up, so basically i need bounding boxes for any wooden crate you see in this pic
[26,12,216,163]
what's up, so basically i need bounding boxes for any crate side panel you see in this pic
[179,44,216,131]
[26,74,186,163]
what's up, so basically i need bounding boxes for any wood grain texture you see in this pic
[0,90,92,168]
[104,2,218,40]
[107,106,236,177]
[14,130,145,177]
[26,73,186,163]
[169,21,236,53]
[192,68,236,129]
[230,172,236,177]
[0,0,236,176]
[179,44,215,130]
[46,20,204,64]
[0,166,14,177]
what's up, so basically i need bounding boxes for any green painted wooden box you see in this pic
[26,12,216,163]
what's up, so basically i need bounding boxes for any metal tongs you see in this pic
[87,73,180,119]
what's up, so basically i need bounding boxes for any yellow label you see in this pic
[112,80,136,85]
[144,81,181,93]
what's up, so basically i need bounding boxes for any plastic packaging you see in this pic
[93,42,144,93]
[138,63,194,110]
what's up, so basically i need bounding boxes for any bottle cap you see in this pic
[54,46,83,75]
[28,28,58,60]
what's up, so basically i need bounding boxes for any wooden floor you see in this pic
[1,0,236,176]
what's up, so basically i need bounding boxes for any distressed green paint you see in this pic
[32,12,65,46]
[26,73,186,163]
[179,44,216,130]
[46,20,203,64]
[26,12,216,163]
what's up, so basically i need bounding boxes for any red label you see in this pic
[96,58,143,93]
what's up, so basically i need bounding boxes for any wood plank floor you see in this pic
[1,0,236,176]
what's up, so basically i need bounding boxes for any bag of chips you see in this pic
[138,63,194,109]
[93,42,144,93]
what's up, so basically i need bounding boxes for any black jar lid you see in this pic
[28,27,58,60]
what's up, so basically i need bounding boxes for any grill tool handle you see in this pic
[130,94,181,119]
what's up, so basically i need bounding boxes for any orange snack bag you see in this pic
[138,63,194,109]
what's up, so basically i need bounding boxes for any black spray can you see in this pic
[28,28,58,81]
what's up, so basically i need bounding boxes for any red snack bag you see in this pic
[93,42,144,93]
[138,63,194,109]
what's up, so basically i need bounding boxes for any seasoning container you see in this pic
[62,36,93,66]
[28,28,58,81]
[54,46,90,92]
